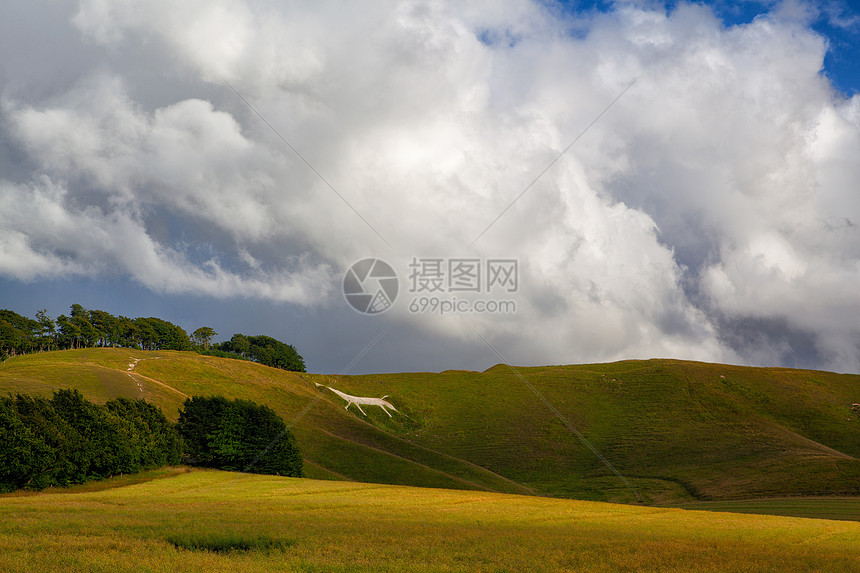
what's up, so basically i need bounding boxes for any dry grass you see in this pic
[1,469,858,572]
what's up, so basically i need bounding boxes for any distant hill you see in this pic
[1,349,858,504]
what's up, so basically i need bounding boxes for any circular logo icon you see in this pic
[343,258,399,314]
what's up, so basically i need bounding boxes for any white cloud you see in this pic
[1,0,858,372]
[0,164,333,303]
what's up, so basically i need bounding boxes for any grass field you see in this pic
[1,468,858,572]
[1,349,858,506]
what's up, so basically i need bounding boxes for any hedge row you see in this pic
[0,391,303,493]
[0,390,182,492]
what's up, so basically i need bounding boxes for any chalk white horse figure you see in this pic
[318,384,398,417]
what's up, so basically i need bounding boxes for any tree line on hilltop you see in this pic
[0,391,302,493]
[0,306,305,372]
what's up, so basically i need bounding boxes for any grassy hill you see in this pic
[1,468,858,572]
[1,349,858,505]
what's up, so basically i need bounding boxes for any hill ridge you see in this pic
[1,348,858,504]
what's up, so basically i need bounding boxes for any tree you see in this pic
[220,333,251,356]
[116,316,140,348]
[0,310,39,357]
[247,335,306,372]
[176,396,302,477]
[72,314,97,349]
[236,400,303,476]
[0,397,52,492]
[10,394,88,487]
[0,391,182,492]
[175,395,230,466]
[134,318,158,350]
[218,334,305,372]
[35,309,55,351]
[49,388,160,477]
[135,317,191,351]
[88,309,118,347]
[105,398,182,468]
[69,304,87,319]
[192,327,218,350]
[56,314,80,349]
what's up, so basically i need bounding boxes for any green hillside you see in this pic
[1,349,858,504]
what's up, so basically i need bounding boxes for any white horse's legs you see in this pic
[326,386,397,417]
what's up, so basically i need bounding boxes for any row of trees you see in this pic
[0,390,182,492]
[0,391,303,492]
[0,307,306,372]
[0,306,192,357]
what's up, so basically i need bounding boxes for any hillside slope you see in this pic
[1,349,858,503]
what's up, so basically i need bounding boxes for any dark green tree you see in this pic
[0,397,52,492]
[192,327,218,350]
[88,309,118,347]
[11,394,94,487]
[0,309,39,357]
[72,314,97,348]
[176,396,302,477]
[1,391,182,492]
[220,333,251,356]
[134,317,191,351]
[56,314,80,349]
[134,318,158,350]
[247,335,306,372]
[175,395,230,466]
[35,309,56,351]
[50,389,136,478]
[116,316,140,348]
[105,397,183,468]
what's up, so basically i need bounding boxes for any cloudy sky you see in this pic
[1,0,858,375]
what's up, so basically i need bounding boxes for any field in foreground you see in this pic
[1,469,859,572]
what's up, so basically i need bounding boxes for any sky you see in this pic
[1,0,858,375]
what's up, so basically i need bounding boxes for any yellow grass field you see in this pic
[1,468,858,572]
